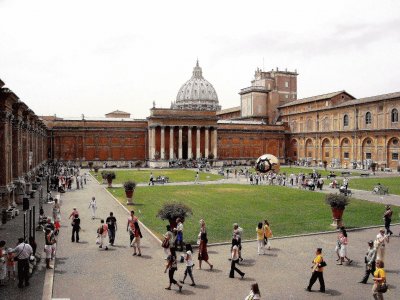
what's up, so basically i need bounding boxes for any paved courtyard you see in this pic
[48,174,400,300]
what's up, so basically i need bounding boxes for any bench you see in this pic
[341,171,350,176]
[360,173,369,177]
[373,185,389,195]
[327,174,337,179]
[384,168,392,172]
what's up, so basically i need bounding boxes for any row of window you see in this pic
[344,109,398,126]
[301,152,399,160]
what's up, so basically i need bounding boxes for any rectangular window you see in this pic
[325,152,330,158]
[366,152,372,159]
[285,95,289,99]
[308,152,312,157]
[344,152,349,159]
[285,81,289,88]
[392,153,399,160]
[293,151,297,157]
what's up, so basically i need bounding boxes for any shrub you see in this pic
[325,193,350,209]
[123,180,136,191]
[102,171,116,180]
[157,202,193,225]
[94,166,100,173]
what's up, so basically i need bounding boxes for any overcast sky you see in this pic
[1,0,399,119]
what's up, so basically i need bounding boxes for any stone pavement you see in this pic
[50,176,400,300]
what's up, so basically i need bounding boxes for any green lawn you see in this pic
[91,169,223,184]
[347,177,400,196]
[108,184,393,244]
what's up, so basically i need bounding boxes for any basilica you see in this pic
[1,61,399,208]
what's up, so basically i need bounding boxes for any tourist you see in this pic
[375,229,389,263]
[68,207,79,219]
[52,198,61,221]
[88,197,97,219]
[71,214,81,243]
[194,171,199,184]
[372,260,386,300]
[175,217,184,252]
[229,238,245,279]
[127,210,138,245]
[383,205,393,236]
[264,219,272,250]
[54,218,60,236]
[44,228,54,269]
[149,172,154,186]
[343,177,349,190]
[306,247,325,293]
[6,248,16,280]
[98,219,109,250]
[76,174,80,189]
[28,236,37,257]
[131,221,142,256]
[106,212,117,246]
[0,241,6,285]
[256,222,265,255]
[163,225,174,259]
[11,238,33,288]
[164,253,182,292]
[244,283,261,300]
[180,243,196,286]
[337,227,353,265]
[232,223,243,261]
[198,220,213,270]
[359,240,377,284]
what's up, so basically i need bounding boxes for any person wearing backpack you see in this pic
[71,214,81,243]
[98,219,109,250]
[106,212,117,246]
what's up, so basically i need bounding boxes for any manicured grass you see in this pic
[108,184,393,244]
[91,169,223,184]
[347,177,400,196]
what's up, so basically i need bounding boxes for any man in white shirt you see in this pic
[11,238,33,288]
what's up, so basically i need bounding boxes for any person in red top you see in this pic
[131,221,142,256]
[98,219,109,250]
[126,210,138,246]
[68,207,79,219]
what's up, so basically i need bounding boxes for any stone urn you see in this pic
[325,193,350,228]
[123,181,136,205]
[331,207,345,228]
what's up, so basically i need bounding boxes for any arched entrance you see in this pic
[387,137,399,170]
[289,139,298,161]
[321,138,331,162]
[340,138,351,168]
[305,138,314,161]
[362,137,374,169]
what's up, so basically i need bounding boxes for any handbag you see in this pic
[161,238,169,248]
[377,283,388,293]
[319,261,327,267]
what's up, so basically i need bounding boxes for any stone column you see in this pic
[196,127,201,158]
[148,127,152,159]
[151,126,156,159]
[178,126,183,159]
[160,126,165,160]
[188,126,192,159]
[12,118,23,180]
[169,126,174,159]
[205,127,209,158]
[212,128,218,158]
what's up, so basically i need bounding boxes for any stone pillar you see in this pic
[196,127,201,158]
[148,127,152,159]
[160,126,165,160]
[178,126,183,159]
[151,126,156,159]
[212,128,218,158]
[169,126,174,159]
[188,126,192,159]
[205,127,209,158]
[12,118,23,180]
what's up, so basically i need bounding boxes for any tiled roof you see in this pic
[216,106,241,115]
[106,110,130,115]
[334,91,400,108]
[279,90,352,108]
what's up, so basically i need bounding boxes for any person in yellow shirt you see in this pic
[263,219,272,250]
[306,248,325,293]
[372,260,386,300]
[256,223,264,255]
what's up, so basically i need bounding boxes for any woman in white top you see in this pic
[88,197,97,219]
[229,238,245,278]
[245,283,261,300]
[180,244,196,286]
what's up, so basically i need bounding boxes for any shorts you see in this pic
[131,237,141,247]
[44,245,52,259]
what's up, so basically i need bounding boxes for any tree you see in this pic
[157,202,193,229]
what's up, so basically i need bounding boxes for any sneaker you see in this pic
[137,253,141,256]
[210,265,213,270]
[105,247,108,250]
[305,287,311,292]
[179,280,184,284]
[241,273,245,279]
[179,286,182,292]
[190,283,196,286]
[133,253,137,256]
[165,287,171,290]
[99,245,102,248]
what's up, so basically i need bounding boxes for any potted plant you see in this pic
[157,202,193,229]
[94,166,100,176]
[123,180,137,205]
[88,162,94,171]
[325,193,350,228]
[102,171,116,188]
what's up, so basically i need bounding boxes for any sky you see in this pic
[1,0,400,119]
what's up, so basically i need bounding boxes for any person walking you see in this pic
[372,260,386,300]
[164,253,182,292]
[244,283,261,300]
[163,225,174,259]
[194,171,199,184]
[131,221,142,256]
[69,207,79,220]
[263,219,272,250]
[106,212,117,246]
[180,243,196,286]
[149,172,154,186]
[359,240,377,284]
[52,198,61,222]
[11,238,33,288]
[71,214,81,243]
[337,227,353,265]
[306,247,326,293]
[127,210,138,246]
[175,217,184,252]
[44,228,55,269]
[98,219,109,250]
[256,222,265,255]
[229,238,245,279]
[375,229,389,263]
[88,197,97,220]
[233,223,243,261]
[6,248,16,281]
[383,205,393,236]
[198,220,213,270]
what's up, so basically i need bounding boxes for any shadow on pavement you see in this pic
[238,259,255,267]
[111,244,128,248]
[54,269,67,275]
[135,254,152,259]
[324,289,342,296]
[192,284,209,289]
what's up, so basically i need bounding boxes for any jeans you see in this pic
[17,259,30,286]
[183,265,195,283]
[385,219,393,235]
[361,261,376,283]
[72,228,80,242]
[108,227,116,244]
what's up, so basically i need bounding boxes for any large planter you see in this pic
[107,178,113,188]
[331,207,345,228]
[125,189,134,205]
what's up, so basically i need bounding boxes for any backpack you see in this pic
[97,225,104,235]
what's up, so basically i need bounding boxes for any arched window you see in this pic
[343,114,349,127]
[391,108,398,123]
[365,112,372,125]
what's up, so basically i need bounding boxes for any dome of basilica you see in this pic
[172,60,221,111]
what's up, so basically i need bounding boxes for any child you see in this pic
[6,249,16,280]
[54,219,61,236]
[256,222,265,255]
[180,244,195,286]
